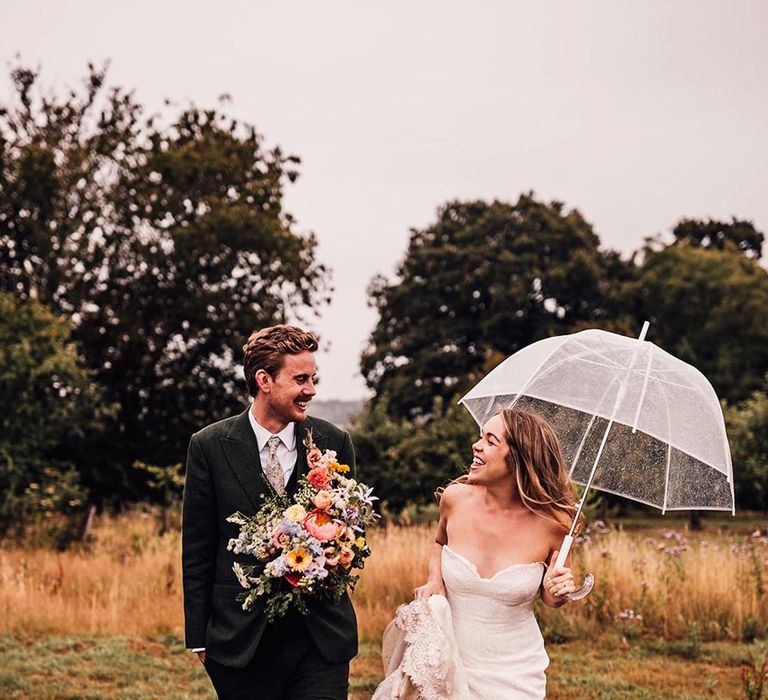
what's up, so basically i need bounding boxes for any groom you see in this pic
[182,325,358,699]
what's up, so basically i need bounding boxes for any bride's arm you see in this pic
[414,542,446,599]
[540,522,578,607]
[413,484,457,599]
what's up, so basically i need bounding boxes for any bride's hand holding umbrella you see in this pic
[541,549,576,607]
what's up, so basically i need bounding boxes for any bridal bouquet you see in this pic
[227,430,378,620]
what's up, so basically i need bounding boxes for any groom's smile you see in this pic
[263,350,318,427]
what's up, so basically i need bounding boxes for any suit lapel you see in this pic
[221,411,323,506]
[220,408,270,511]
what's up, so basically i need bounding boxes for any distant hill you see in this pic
[309,399,365,429]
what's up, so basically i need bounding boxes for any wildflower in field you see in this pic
[615,609,643,622]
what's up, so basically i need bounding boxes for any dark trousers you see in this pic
[204,613,350,700]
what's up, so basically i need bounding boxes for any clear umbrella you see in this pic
[459,323,734,598]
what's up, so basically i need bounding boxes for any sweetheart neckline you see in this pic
[443,545,544,581]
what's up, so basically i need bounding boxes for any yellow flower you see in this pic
[286,548,311,571]
[283,504,307,522]
[336,527,354,547]
[331,462,350,473]
[355,537,366,550]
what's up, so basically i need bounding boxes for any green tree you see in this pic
[352,395,477,511]
[0,64,330,498]
[634,241,768,404]
[362,194,632,419]
[726,377,768,512]
[672,217,763,258]
[0,292,104,540]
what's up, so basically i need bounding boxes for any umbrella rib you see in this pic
[569,413,598,479]
[568,380,618,477]
[504,336,588,401]
[631,347,654,433]
[661,384,674,514]
[513,342,630,399]
[647,375,700,391]
[569,338,626,369]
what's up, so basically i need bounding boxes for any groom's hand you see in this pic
[196,651,206,665]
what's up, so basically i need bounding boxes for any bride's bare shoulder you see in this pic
[440,480,475,509]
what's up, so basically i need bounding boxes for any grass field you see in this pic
[0,634,764,699]
[0,510,766,698]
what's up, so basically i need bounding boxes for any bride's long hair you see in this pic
[499,409,583,533]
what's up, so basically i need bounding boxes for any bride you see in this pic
[374,409,582,700]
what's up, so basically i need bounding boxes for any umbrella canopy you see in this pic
[459,327,734,515]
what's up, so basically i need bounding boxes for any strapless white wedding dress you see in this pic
[372,545,549,700]
[442,545,549,699]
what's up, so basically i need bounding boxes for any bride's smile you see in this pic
[467,414,510,485]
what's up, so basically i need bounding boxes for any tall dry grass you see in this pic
[0,511,183,636]
[0,511,765,643]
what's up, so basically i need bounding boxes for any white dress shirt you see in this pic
[247,409,298,485]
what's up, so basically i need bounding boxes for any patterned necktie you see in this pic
[265,435,285,493]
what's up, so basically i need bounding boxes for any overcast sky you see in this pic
[3,1,767,399]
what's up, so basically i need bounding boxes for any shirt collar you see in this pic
[248,408,296,451]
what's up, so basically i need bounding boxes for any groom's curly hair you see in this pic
[242,325,318,396]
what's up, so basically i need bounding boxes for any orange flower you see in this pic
[307,466,332,490]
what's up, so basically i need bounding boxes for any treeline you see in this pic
[0,64,328,543]
[1,65,767,546]
[351,199,768,514]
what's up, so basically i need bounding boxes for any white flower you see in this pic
[233,562,251,589]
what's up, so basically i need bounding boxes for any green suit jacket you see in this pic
[181,408,358,668]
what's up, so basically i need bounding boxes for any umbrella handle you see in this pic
[563,572,595,601]
[554,534,595,601]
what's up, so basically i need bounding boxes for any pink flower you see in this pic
[312,490,332,511]
[307,467,332,491]
[304,509,342,542]
[339,548,355,567]
[272,530,290,549]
